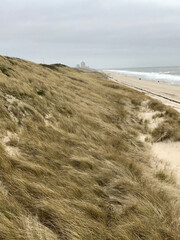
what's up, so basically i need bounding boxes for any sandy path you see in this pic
[103,71,180,113]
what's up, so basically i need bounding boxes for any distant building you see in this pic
[76,61,90,69]
[81,61,86,68]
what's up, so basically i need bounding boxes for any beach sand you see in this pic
[103,70,180,183]
[103,71,180,113]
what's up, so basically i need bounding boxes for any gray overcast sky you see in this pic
[1,0,180,68]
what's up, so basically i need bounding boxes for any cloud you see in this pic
[0,0,180,67]
[136,0,180,7]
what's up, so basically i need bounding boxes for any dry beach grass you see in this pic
[0,55,180,239]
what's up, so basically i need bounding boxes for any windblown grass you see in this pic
[148,99,180,141]
[0,55,180,239]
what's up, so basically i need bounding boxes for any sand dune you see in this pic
[0,56,180,238]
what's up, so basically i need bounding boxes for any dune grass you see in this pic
[0,55,180,239]
[147,99,180,141]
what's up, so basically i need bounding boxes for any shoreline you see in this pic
[103,70,180,113]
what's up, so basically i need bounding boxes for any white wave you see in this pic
[107,70,180,85]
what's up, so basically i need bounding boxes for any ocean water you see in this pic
[108,66,180,85]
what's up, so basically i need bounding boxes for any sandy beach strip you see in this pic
[103,71,180,113]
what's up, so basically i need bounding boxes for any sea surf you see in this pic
[107,66,180,85]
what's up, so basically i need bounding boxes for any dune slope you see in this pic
[0,56,180,240]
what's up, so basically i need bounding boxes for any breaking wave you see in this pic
[108,70,180,85]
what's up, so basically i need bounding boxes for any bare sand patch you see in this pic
[139,111,164,131]
[138,100,164,140]
[138,100,180,182]
[152,142,180,182]
[5,146,20,157]
[1,131,20,157]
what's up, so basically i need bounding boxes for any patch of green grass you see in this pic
[36,89,45,96]
[155,170,176,184]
